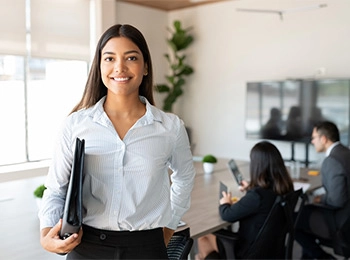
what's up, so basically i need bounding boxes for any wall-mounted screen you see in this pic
[245,79,350,146]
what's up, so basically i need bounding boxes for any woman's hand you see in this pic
[313,195,322,204]
[163,227,175,246]
[238,180,249,192]
[40,219,83,255]
[219,191,232,205]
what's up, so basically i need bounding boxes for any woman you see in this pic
[196,141,294,259]
[38,24,195,259]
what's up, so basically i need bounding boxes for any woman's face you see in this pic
[100,37,147,97]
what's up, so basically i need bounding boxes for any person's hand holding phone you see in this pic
[220,191,232,205]
[238,180,249,192]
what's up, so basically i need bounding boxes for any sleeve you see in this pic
[219,190,261,223]
[167,120,196,230]
[321,157,348,208]
[38,117,74,230]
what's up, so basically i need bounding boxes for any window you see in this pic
[0,55,26,165]
[0,0,90,167]
[0,55,88,166]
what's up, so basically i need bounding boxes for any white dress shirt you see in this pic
[326,141,340,157]
[39,96,195,231]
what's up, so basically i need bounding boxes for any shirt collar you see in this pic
[91,95,163,124]
[140,96,163,123]
[326,141,340,156]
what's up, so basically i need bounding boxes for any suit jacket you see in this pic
[219,187,277,258]
[320,143,350,228]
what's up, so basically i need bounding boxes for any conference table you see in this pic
[179,158,322,240]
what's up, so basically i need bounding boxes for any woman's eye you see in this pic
[127,56,137,61]
[105,57,114,62]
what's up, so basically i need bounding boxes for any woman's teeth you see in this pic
[113,77,129,81]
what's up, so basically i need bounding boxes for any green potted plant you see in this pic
[155,20,194,112]
[33,184,46,209]
[202,154,217,174]
[34,184,46,198]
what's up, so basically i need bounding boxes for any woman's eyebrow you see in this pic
[102,51,115,55]
[102,50,140,55]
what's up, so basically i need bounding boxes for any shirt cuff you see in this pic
[167,215,182,230]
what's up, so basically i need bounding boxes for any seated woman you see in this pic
[196,141,294,259]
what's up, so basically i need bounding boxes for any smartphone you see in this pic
[219,181,228,199]
[227,159,243,186]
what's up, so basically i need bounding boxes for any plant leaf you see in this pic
[155,84,170,93]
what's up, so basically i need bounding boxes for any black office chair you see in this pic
[167,227,194,260]
[316,219,350,259]
[303,203,350,259]
[213,188,305,259]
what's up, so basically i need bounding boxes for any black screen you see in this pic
[245,79,350,145]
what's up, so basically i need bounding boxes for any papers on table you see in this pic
[178,220,187,227]
[293,181,311,193]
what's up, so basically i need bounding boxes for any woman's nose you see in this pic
[114,59,126,72]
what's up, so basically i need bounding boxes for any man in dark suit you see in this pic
[296,121,350,259]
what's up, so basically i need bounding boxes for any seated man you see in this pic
[296,121,350,259]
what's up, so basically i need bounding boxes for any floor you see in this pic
[0,176,343,260]
[0,176,63,260]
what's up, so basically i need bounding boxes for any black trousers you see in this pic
[67,225,168,259]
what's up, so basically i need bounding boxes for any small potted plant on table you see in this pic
[202,154,217,174]
[33,184,46,209]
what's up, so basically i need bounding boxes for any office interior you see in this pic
[0,0,349,259]
[118,0,349,167]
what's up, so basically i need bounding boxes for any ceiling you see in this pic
[118,0,231,11]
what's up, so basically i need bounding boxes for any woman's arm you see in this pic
[168,120,196,230]
[219,190,260,223]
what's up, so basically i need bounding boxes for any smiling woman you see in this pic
[100,38,147,96]
[38,24,195,259]
[100,37,149,139]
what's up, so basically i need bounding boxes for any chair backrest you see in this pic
[333,215,350,257]
[167,227,194,260]
[244,188,304,259]
[320,203,350,257]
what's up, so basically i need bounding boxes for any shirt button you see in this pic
[100,233,107,240]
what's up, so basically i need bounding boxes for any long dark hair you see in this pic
[71,24,154,113]
[248,141,294,195]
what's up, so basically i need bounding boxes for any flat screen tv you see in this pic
[245,78,350,146]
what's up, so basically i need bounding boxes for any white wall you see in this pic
[168,0,350,163]
[117,0,349,164]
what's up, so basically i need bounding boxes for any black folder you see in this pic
[60,138,85,240]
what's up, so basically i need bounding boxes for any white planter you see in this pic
[203,162,215,174]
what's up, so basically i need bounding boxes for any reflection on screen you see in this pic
[245,79,350,145]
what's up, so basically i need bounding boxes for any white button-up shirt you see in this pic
[39,96,195,231]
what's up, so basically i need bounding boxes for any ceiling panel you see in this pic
[118,0,230,11]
